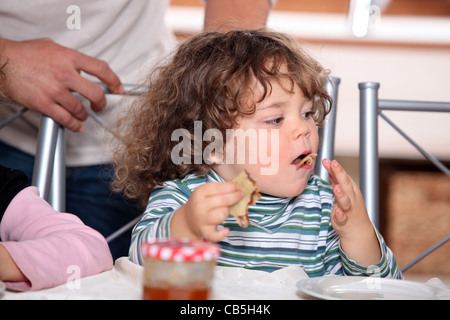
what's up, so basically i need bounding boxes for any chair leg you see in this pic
[315,77,340,183]
[50,126,66,212]
[32,116,60,203]
[358,82,380,229]
[31,116,66,211]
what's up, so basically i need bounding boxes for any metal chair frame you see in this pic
[358,81,450,272]
[315,77,341,183]
[30,84,145,242]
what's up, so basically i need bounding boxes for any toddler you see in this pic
[112,29,402,278]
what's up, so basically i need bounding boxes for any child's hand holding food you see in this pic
[171,181,243,242]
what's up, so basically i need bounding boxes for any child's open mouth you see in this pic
[292,153,317,168]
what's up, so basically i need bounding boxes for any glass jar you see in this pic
[141,238,220,300]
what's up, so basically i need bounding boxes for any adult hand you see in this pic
[1,38,123,132]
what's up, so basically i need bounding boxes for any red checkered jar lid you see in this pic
[141,239,220,262]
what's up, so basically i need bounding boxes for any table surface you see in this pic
[1,257,449,300]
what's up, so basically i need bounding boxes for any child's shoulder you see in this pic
[160,172,208,194]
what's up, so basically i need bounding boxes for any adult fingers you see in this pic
[54,89,88,121]
[44,102,84,132]
[69,75,108,112]
[74,53,123,95]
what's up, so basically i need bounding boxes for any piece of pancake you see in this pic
[229,170,261,228]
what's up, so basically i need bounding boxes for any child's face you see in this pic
[214,76,319,198]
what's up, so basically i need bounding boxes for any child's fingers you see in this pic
[322,159,338,186]
[202,181,241,197]
[201,206,231,242]
[206,189,244,211]
[331,206,348,227]
[192,182,243,212]
[333,184,352,212]
[206,206,233,225]
[327,160,357,199]
[204,226,230,243]
[324,159,355,212]
[328,160,352,189]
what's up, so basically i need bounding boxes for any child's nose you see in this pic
[291,119,311,140]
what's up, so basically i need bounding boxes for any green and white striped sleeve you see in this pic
[128,181,190,265]
[339,228,403,279]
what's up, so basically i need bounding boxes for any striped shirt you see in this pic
[129,170,402,279]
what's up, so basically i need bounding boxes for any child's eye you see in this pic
[265,117,283,126]
[301,111,314,119]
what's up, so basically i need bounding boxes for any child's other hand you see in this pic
[322,159,381,265]
[322,159,373,238]
[171,182,243,242]
[322,159,382,266]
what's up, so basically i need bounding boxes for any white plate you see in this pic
[0,281,5,295]
[297,276,444,300]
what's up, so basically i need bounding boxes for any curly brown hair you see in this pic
[111,29,332,206]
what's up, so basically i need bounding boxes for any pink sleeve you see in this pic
[0,187,113,291]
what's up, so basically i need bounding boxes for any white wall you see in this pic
[307,43,450,160]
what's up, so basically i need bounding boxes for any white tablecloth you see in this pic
[0,257,309,300]
[1,257,449,300]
